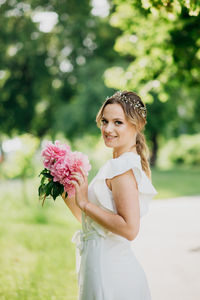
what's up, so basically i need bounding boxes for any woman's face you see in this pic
[100,103,137,151]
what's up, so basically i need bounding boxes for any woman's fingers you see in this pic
[70,174,83,185]
[70,179,79,187]
[71,169,85,179]
[79,166,87,180]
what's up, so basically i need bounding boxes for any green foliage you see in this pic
[157,133,200,168]
[141,0,200,16]
[1,0,200,167]
[0,0,95,137]
[104,0,200,164]
[107,1,200,101]
[0,0,119,140]
[38,169,67,205]
[53,58,116,140]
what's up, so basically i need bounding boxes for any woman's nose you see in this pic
[104,122,114,132]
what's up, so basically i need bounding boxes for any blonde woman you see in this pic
[63,91,157,300]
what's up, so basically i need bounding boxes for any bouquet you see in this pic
[38,140,91,206]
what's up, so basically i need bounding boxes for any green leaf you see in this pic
[42,173,53,179]
[41,176,46,185]
[38,168,67,203]
[45,181,54,197]
[38,184,46,197]
[60,185,64,194]
[52,183,60,200]
[39,169,53,179]
[39,168,48,175]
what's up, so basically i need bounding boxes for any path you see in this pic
[131,195,200,300]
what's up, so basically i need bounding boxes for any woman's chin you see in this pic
[104,143,113,148]
[104,140,116,147]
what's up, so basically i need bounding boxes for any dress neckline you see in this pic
[93,151,141,178]
[111,151,140,160]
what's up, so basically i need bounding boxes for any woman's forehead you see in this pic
[103,103,125,119]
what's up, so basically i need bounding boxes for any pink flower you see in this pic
[50,158,71,182]
[41,141,91,198]
[70,151,91,175]
[60,151,91,197]
[42,140,71,169]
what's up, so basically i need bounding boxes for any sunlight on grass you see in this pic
[152,166,200,199]
[0,180,80,300]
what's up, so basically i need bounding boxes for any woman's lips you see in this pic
[105,135,117,140]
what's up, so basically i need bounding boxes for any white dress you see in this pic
[71,152,158,300]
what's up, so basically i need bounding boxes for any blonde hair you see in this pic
[96,90,152,181]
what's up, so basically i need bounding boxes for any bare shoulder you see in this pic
[109,168,139,211]
[109,169,140,239]
[109,169,138,191]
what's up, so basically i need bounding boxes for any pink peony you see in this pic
[41,141,91,198]
[61,151,91,197]
[42,140,71,169]
[70,151,91,175]
[50,157,71,182]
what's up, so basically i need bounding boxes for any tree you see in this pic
[104,0,200,164]
[139,0,200,17]
[0,1,120,142]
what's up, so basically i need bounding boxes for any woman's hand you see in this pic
[70,166,89,211]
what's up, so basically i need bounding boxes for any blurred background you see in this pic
[0,0,200,299]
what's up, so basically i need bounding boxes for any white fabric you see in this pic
[92,152,157,218]
[71,152,158,300]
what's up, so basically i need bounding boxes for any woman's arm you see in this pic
[83,169,140,241]
[61,192,82,224]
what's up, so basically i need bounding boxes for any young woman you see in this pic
[62,90,157,300]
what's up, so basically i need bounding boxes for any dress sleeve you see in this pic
[91,152,158,218]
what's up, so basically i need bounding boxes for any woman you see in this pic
[62,90,157,300]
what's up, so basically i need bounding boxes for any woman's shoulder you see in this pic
[101,151,157,197]
[89,151,157,217]
[109,151,141,170]
[103,151,142,182]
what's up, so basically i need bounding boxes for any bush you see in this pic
[157,133,200,169]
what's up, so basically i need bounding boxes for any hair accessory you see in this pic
[115,91,147,118]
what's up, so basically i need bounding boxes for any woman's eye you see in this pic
[115,121,122,125]
[101,119,122,125]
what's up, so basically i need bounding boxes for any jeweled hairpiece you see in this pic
[115,91,147,118]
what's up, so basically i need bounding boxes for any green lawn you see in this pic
[0,179,80,300]
[152,166,200,199]
[0,167,199,299]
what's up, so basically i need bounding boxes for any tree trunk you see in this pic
[150,133,158,167]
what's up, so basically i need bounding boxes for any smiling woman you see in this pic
[70,90,157,300]
[96,90,151,179]
[100,103,138,157]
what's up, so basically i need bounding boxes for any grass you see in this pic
[0,166,199,299]
[152,166,200,199]
[0,179,81,300]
